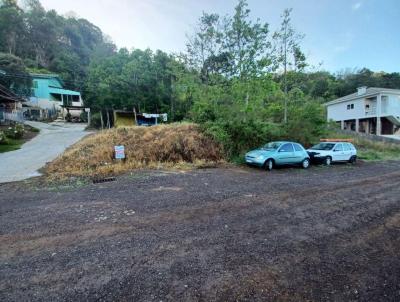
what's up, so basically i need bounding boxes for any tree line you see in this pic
[1,0,399,156]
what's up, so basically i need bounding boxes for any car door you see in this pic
[292,143,305,163]
[342,143,353,160]
[276,143,295,164]
[332,143,346,161]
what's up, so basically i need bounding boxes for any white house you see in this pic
[326,87,400,135]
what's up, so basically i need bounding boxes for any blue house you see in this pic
[27,74,84,119]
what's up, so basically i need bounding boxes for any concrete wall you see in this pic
[27,97,62,110]
[385,94,400,119]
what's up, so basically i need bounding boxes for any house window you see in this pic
[33,80,38,88]
[347,104,354,110]
[365,104,370,109]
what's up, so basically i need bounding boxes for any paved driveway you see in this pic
[0,121,90,183]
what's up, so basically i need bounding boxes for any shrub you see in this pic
[5,124,25,139]
[80,111,88,123]
[89,112,102,129]
[202,119,284,158]
[0,131,8,145]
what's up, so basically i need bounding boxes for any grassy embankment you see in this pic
[327,130,400,161]
[46,123,224,178]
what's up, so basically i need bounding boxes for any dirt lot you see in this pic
[1,162,400,301]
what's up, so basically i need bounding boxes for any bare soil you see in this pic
[1,162,400,301]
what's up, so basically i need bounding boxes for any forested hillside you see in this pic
[1,0,399,156]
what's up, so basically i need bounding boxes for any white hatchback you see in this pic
[307,142,357,166]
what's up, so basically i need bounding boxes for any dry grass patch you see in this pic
[46,123,224,178]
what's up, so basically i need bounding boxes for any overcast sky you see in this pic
[39,0,400,73]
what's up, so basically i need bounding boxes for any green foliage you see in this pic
[0,52,32,96]
[80,112,88,123]
[85,48,187,121]
[0,130,8,144]
[285,100,328,146]
[4,123,24,139]
[0,137,23,153]
[0,0,114,91]
[89,112,102,129]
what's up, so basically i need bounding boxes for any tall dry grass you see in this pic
[46,123,224,178]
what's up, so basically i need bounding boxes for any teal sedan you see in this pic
[245,141,310,171]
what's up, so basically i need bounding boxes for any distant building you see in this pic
[26,74,84,120]
[113,110,167,128]
[0,83,25,123]
[326,87,400,135]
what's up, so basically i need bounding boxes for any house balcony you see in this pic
[365,108,376,117]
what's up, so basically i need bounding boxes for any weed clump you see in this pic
[46,123,224,178]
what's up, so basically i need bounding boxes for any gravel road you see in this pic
[0,162,399,301]
[0,121,89,183]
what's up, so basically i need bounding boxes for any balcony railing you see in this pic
[365,109,376,116]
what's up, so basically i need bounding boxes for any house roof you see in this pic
[30,73,64,86]
[49,86,80,96]
[30,73,61,79]
[0,83,25,103]
[325,87,400,106]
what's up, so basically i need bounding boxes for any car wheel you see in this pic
[349,155,357,164]
[302,158,310,169]
[324,156,332,166]
[264,159,273,171]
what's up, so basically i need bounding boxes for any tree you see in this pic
[224,0,271,80]
[0,0,26,55]
[0,52,32,96]
[273,8,306,123]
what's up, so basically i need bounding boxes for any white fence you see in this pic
[1,111,24,123]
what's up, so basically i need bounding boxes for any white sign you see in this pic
[85,108,91,112]
[142,113,168,121]
[114,145,125,159]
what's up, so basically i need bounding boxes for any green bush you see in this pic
[202,119,284,158]
[5,124,25,139]
[0,131,9,145]
[90,112,102,129]
[80,111,88,123]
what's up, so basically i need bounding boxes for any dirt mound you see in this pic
[46,123,224,178]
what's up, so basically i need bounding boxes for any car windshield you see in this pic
[310,143,335,151]
[261,142,282,150]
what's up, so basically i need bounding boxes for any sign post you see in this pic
[114,145,125,160]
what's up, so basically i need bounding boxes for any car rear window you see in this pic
[293,144,303,152]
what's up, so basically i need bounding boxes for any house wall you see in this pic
[327,93,400,122]
[26,97,62,110]
[327,98,365,121]
[385,94,400,119]
[33,79,51,99]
